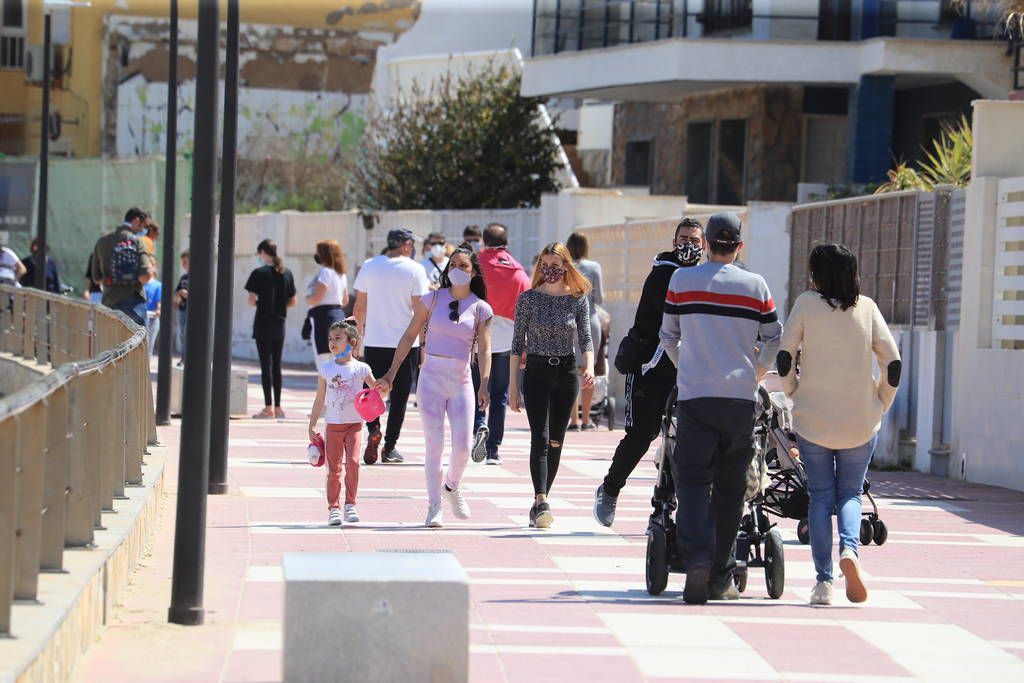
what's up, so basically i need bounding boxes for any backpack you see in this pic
[107,236,141,286]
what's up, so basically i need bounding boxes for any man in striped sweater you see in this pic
[658,212,783,604]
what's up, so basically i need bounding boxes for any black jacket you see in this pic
[628,250,688,370]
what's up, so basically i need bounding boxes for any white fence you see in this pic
[993,177,1024,350]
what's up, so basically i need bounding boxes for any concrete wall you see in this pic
[950,100,1024,492]
[0,354,46,399]
[612,87,804,202]
[744,202,792,315]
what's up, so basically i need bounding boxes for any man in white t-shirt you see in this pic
[353,228,430,464]
[0,232,27,286]
[419,232,448,290]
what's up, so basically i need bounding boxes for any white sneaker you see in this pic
[442,485,471,520]
[810,580,833,606]
[839,548,868,603]
[425,502,443,528]
[327,508,342,526]
[344,503,360,523]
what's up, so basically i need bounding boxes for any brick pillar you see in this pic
[846,75,895,184]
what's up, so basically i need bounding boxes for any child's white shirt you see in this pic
[318,359,371,424]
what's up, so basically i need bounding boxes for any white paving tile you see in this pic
[239,486,322,498]
[246,565,284,582]
[845,621,1024,681]
[232,622,282,651]
[785,586,924,610]
[599,613,778,679]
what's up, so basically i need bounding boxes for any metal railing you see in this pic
[0,286,156,635]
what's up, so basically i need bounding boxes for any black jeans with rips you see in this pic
[523,355,578,496]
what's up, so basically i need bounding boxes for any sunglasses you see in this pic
[449,300,460,322]
[427,241,445,247]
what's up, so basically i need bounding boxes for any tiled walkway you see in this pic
[74,367,1024,682]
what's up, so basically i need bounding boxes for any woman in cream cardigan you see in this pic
[777,244,901,606]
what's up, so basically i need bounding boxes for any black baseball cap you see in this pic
[706,212,742,245]
[386,228,420,248]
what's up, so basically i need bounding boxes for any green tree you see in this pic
[353,65,563,210]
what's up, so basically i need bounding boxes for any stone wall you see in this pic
[611,86,803,202]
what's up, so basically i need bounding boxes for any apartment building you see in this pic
[521,0,1020,201]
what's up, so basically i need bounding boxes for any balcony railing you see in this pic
[0,287,156,635]
[531,0,1001,56]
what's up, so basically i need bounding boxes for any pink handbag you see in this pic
[354,388,386,422]
[307,432,325,467]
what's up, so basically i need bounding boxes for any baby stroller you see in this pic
[757,379,889,547]
[583,305,616,430]
[645,386,786,599]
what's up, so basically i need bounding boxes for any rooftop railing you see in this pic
[0,286,156,635]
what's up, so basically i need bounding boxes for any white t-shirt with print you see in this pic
[353,255,430,348]
[315,267,348,306]
[319,359,372,424]
[490,316,515,354]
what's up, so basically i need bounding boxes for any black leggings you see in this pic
[255,335,284,407]
[523,357,579,495]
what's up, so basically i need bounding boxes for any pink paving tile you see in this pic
[499,653,644,683]
[469,652,508,683]
[727,622,914,677]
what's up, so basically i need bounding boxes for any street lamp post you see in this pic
[155,0,179,426]
[168,0,219,627]
[34,12,50,292]
[34,1,90,290]
[208,0,239,494]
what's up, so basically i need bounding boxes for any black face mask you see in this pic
[675,241,704,266]
[313,254,321,265]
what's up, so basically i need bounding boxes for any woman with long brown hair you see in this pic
[245,238,297,419]
[306,239,349,367]
[509,242,594,528]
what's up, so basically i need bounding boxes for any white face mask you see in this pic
[430,244,445,260]
[448,267,472,287]
[257,255,266,267]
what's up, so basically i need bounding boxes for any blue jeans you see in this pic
[486,351,511,455]
[110,294,147,327]
[798,434,877,583]
[176,308,187,358]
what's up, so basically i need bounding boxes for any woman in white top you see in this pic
[306,240,350,366]
[778,244,901,606]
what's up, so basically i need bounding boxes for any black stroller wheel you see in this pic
[860,518,874,546]
[646,525,669,596]
[606,397,616,431]
[872,519,888,546]
[797,518,810,545]
[733,569,748,594]
[764,529,785,599]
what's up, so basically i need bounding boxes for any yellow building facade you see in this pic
[0,0,419,158]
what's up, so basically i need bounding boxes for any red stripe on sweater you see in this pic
[666,290,775,313]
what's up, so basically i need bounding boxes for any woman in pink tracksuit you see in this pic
[376,244,493,528]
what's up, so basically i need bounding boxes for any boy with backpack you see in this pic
[90,207,155,326]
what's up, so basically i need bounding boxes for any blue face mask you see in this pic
[334,344,352,361]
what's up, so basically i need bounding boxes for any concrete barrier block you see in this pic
[283,552,469,683]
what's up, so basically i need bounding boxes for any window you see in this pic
[685,122,712,203]
[717,119,747,205]
[624,139,653,187]
[1,0,25,70]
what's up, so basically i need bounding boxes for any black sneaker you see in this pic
[566,423,580,432]
[580,422,597,432]
[529,502,552,529]
[363,430,381,465]
[381,447,404,464]
[593,484,617,527]
[485,450,503,466]
[683,565,711,605]
[471,427,489,463]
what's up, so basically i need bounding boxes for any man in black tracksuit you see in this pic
[593,217,706,526]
